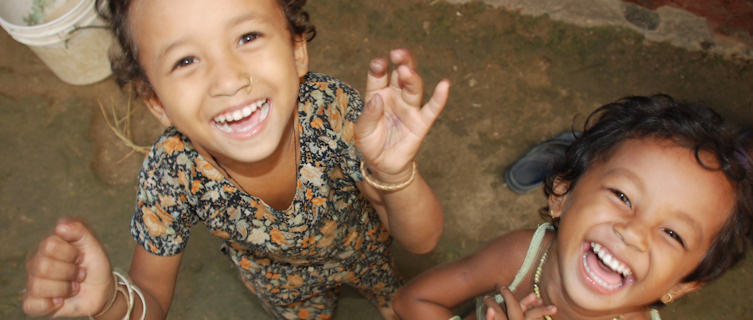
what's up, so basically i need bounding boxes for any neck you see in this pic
[205,113,298,178]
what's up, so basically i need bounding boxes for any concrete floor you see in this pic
[2,0,753,319]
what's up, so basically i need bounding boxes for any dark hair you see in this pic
[94,0,316,98]
[540,94,753,285]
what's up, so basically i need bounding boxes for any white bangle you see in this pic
[112,271,146,320]
[360,160,417,191]
[90,272,122,319]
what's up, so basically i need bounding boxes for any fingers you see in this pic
[355,94,385,141]
[24,218,110,318]
[366,49,424,107]
[54,217,94,247]
[390,48,417,70]
[499,287,524,319]
[518,293,541,311]
[366,57,389,97]
[395,64,424,107]
[22,296,62,317]
[420,79,450,126]
[26,277,80,298]
[483,295,507,320]
[503,290,557,320]
[33,233,80,267]
[27,252,81,281]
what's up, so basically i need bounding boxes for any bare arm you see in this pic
[354,49,450,254]
[94,247,183,319]
[23,218,183,319]
[356,173,443,254]
[392,230,536,319]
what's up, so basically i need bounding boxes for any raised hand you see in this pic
[23,218,114,318]
[483,287,557,320]
[355,49,450,182]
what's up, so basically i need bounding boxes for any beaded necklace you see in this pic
[532,247,622,320]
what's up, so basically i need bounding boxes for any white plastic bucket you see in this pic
[0,0,113,85]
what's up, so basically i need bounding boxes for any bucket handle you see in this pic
[63,24,108,49]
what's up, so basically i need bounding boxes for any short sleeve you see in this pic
[297,73,365,183]
[130,129,200,256]
[338,80,365,183]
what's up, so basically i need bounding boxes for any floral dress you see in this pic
[130,72,402,319]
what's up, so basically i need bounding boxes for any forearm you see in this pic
[393,288,456,320]
[373,172,443,254]
[93,275,168,320]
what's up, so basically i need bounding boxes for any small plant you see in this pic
[23,0,54,26]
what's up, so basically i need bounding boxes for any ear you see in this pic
[292,35,309,78]
[143,94,172,127]
[548,177,569,218]
[663,281,703,303]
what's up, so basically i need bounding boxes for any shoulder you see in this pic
[145,127,196,164]
[138,127,198,190]
[473,229,538,266]
[299,72,362,117]
[298,73,363,142]
[300,72,358,94]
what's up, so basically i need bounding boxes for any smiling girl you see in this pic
[393,95,753,320]
[22,0,450,319]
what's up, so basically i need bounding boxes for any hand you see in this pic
[23,218,114,317]
[355,49,450,182]
[483,287,557,320]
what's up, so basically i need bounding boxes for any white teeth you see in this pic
[216,122,232,133]
[213,99,267,124]
[583,253,623,290]
[242,106,253,118]
[591,242,632,277]
[260,102,269,121]
[230,110,239,121]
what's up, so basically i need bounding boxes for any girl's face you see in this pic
[130,0,308,163]
[551,138,735,316]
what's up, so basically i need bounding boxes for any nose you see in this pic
[208,52,252,97]
[613,221,648,252]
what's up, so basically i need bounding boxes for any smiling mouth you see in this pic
[582,242,634,292]
[212,99,270,133]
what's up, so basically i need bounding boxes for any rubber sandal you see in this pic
[504,131,578,194]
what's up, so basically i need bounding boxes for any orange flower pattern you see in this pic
[130,73,401,319]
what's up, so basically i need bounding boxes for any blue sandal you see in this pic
[504,131,578,194]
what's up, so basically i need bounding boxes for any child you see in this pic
[393,95,753,320]
[22,0,450,319]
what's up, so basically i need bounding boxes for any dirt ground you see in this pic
[1,0,752,319]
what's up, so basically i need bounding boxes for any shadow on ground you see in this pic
[1,0,751,319]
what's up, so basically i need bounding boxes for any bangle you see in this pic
[360,160,417,191]
[91,272,122,319]
[113,271,147,320]
[90,271,146,320]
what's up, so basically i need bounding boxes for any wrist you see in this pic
[361,161,417,191]
[91,272,119,319]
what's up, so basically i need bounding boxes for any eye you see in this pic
[610,188,632,208]
[662,227,686,248]
[239,32,261,45]
[172,56,197,70]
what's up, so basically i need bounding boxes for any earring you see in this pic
[661,292,673,304]
[548,208,554,218]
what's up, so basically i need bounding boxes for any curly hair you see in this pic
[94,0,316,98]
[540,94,753,284]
